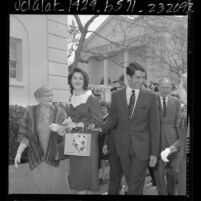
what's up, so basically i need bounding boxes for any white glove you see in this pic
[67,122,77,129]
[160,148,171,162]
[49,123,67,136]
[62,117,72,125]
[49,123,59,132]
[15,143,27,168]
[77,122,84,130]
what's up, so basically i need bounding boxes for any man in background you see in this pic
[154,78,181,195]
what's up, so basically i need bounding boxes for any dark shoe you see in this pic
[151,179,156,186]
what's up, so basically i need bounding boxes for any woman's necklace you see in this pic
[39,105,50,121]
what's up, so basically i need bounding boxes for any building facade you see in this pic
[79,15,187,88]
[9,15,69,106]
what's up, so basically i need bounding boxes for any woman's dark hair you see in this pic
[126,62,145,77]
[68,67,89,94]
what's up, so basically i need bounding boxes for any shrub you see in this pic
[9,105,28,165]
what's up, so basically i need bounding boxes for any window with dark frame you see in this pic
[9,37,22,81]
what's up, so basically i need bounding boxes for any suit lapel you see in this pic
[158,94,163,118]
[166,96,173,116]
[131,89,143,119]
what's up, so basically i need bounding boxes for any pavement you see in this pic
[9,163,157,195]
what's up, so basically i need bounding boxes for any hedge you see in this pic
[9,104,28,165]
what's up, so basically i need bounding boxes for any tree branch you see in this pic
[73,15,84,32]
[84,15,99,30]
[78,53,118,64]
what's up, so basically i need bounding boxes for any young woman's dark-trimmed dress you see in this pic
[68,90,103,192]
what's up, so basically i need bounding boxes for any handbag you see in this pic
[64,131,92,156]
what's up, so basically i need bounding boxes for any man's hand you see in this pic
[102,144,109,155]
[102,165,110,180]
[149,155,157,167]
[160,148,171,162]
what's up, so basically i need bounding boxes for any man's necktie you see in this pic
[163,97,166,117]
[128,90,135,118]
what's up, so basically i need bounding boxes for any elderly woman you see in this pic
[160,72,188,195]
[14,86,70,194]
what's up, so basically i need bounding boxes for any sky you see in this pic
[67,15,109,62]
[67,15,109,38]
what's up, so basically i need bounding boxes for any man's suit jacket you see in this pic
[158,95,181,152]
[103,87,160,161]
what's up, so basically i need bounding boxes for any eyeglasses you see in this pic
[111,87,120,92]
[39,92,54,98]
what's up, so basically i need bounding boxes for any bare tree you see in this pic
[68,15,119,68]
[68,15,143,70]
[129,16,187,82]
[68,15,187,83]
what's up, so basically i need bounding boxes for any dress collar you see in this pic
[70,90,92,108]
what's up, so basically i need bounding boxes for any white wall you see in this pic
[9,15,69,106]
[9,15,29,106]
[47,15,69,103]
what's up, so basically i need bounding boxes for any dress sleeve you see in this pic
[55,106,67,125]
[54,105,67,143]
[17,108,30,146]
[85,95,103,128]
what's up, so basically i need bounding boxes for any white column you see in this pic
[103,58,111,102]
[104,58,108,85]
[124,50,128,85]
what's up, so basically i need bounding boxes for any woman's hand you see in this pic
[14,143,27,168]
[67,122,77,129]
[57,125,67,136]
[15,152,22,168]
[77,122,84,130]
[62,117,73,125]
[87,123,95,130]
[49,123,59,132]
[49,124,67,136]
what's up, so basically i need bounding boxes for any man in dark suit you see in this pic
[102,62,160,195]
[154,78,181,195]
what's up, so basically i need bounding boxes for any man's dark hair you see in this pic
[68,67,89,94]
[126,62,145,77]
